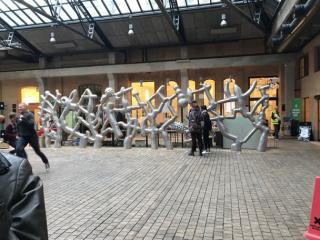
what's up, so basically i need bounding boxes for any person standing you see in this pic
[201,105,212,153]
[16,103,50,170]
[0,152,48,239]
[4,112,18,154]
[188,100,204,156]
[271,106,281,139]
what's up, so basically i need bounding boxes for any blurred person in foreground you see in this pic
[0,151,48,239]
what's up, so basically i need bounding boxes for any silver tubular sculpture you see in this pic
[39,79,272,152]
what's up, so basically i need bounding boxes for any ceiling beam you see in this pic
[0,53,296,80]
[220,0,267,34]
[154,0,186,43]
[68,0,113,48]
[0,17,43,57]
[13,0,106,49]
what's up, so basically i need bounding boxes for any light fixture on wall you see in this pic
[220,13,227,27]
[49,32,56,43]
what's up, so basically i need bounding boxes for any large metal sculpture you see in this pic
[39,79,273,152]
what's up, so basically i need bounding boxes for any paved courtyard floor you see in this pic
[12,139,320,240]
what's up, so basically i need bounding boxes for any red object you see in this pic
[36,130,43,137]
[304,177,320,240]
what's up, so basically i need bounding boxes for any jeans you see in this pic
[16,135,49,164]
[273,124,280,139]
[8,140,16,154]
[203,130,210,151]
[191,132,203,153]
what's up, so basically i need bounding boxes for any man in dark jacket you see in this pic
[4,112,18,154]
[201,105,212,153]
[16,103,50,170]
[0,152,48,239]
[188,100,204,156]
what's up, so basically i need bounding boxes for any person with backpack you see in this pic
[201,105,212,153]
[188,100,204,156]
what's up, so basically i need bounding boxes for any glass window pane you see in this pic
[186,0,198,6]
[3,1,19,10]
[61,5,78,20]
[58,6,71,21]
[138,0,152,11]
[177,0,187,7]
[127,0,141,12]
[0,2,10,11]
[41,6,53,16]
[15,10,34,24]
[29,0,47,6]
[93,0,109,16]
[103,0,120,15]
[6,11,25,25]
[24,9,44,23]
[115,0,130,14]
[199,0,211,4]
[83,1,100,17]
[0,13,17,26]
[149,0,159,10]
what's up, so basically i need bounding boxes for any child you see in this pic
[4,112,18,154]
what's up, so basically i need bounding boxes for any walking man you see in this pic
[188,100,204,156]
[16,103,50,169]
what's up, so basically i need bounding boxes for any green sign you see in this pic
[292,98,301,121]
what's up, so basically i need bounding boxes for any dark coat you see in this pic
[16,111,37,137]
[0,153,48,240]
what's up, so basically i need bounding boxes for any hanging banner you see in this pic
[292,98,301,121]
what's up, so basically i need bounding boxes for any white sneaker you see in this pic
[202,150,207,154]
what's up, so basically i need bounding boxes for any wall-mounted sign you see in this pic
[292,98,301,121]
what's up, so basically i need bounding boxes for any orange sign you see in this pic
[305,177,320,240]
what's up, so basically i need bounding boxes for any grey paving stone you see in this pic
[10,139,319,240]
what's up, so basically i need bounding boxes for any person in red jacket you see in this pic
[4,112,18,154]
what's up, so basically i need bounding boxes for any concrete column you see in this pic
[180,46,188,59]
[36,77,45,96]
[107,73,116,90]
[180,69,188,123]
[108,52,116,64]
[39,57,47,69]
[284,62,295,116]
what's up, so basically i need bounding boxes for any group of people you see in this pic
[188,100,213,156]
[0,102,49,239]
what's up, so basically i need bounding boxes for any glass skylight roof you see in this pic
[0,0,281,30]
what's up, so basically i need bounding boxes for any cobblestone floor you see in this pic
[15,139,320,240]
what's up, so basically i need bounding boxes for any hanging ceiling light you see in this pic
[128,23,134,36]
[220,13,227,27]
[49,32,56,43]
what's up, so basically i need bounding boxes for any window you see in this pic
[131,81,155,119]
[315,46,320,72]
[203,79,215,106]
[187,80,196,111]
[21,86,40,104]
[299,55,309,78]
[166,81,178,114]
[223,78,236,116]
[249,77,279,129]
